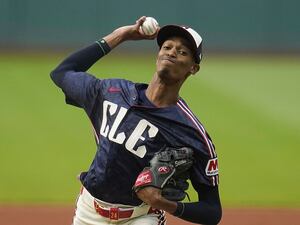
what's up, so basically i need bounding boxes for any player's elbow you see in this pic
[50,68,64,87]
[50,69,56,80]
[210,205,222,225]
[200,204,222,225]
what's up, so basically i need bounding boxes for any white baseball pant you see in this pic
[72,187,166,225]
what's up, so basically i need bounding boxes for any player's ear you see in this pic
[190,64,200,75]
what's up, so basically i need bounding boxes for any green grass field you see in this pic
[0,52,299,207]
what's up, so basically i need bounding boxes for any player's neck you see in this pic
[146,74,181,107]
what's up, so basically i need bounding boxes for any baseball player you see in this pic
[50,16,222,225]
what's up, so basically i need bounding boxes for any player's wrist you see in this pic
[102,28,128,49]
[172,202,185,217]
[95,38,111,55]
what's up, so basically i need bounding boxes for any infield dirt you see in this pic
[0,206,299,225]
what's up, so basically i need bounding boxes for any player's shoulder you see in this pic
[176,97,199,124]
[176,97,214,146]
[100,78,138,101]
[100,78,137,93]
[101,78,135,87]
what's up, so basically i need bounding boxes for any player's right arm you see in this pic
[103,16,157,49]
[50,41,108,109]
[50,15,156,88]
[50,16,157,108]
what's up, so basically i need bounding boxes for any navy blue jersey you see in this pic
[51,40,222,224]
[51,41,219,207]
[59,70,218,205]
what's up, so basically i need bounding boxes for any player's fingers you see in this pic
[143,26,160,40]
[136,16,147,27]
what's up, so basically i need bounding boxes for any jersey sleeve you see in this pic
[176,98,219,187]
[50,41,111,114]
[60,71,102,113]
[189,125,219,187]
[189,132,219,187]
[190,150,219,187]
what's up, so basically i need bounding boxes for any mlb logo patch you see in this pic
[205,158,218,176]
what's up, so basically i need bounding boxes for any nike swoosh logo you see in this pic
[108,87,121,93]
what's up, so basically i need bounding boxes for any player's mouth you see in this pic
[161,57,176,64]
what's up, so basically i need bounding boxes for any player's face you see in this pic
[156,37,199,83]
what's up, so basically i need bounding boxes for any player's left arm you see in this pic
[135,147,222,224]
[137,185,222,225]
[174,184,222,225]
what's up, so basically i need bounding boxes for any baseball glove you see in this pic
[133,146,194,201]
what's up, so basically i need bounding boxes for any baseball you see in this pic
[140,17,159,36]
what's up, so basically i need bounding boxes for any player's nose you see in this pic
[166,47,177,58]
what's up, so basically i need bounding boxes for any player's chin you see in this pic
[157,61,175,72]
[157,67,179,83]
[157,66,171,77]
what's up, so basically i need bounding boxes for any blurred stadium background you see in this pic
[1,0,299,51]
[0,0,299,215]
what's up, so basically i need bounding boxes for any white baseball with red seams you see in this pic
[140,17,159,35]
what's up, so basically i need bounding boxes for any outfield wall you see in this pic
[1,0,299,51]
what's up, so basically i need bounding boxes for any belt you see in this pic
[93,200,156,220]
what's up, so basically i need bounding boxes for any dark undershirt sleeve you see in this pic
[50,40,111,108]
[50,40,111,88]
[173,185,222,225]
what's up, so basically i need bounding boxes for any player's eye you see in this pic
[178,50,187,56]
[162,45,171,50]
